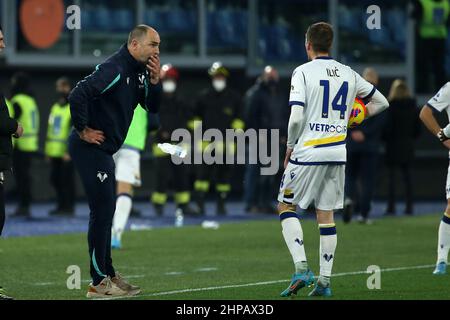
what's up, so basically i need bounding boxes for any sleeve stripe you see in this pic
[101,74,121,94]
[361,86,376,100]
[289,101,305,107]
[426,102,440,112]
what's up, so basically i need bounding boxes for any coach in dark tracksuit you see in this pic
[68,25,161,292]
[0,24,23,300]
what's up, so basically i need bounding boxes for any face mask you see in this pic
[212,79,226,92]
[162,80,177,93]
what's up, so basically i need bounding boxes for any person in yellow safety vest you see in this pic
[150,64,198,217]
[192,62,245,215]
[10,72,39,217]
[45,77,75,216]
[412,0,450,92]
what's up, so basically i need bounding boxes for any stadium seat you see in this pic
[82,9,96,31]
[386,9,406,55]
[232,10,248,49]
[145,9,168,33]
[94,7,112,32]
[166,9,190,32]
[339,6,362,33]
[215,10,237,46]
[111,9,134,32]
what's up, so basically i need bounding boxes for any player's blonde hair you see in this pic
[388,79,411,101]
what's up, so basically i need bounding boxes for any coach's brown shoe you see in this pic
[86,277,128,298]
[111,272,141,296]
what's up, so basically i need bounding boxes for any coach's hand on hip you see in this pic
[284,148,293,169]
[78,127,105,145]
[147,55,160,84]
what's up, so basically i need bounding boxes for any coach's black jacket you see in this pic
[0,94,18,171]
[69,44,161,154]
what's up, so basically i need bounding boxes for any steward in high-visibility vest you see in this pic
[419,0,450,39]
[10,93,39,152]
[10,72,39,216]
[45,77,75,215]
[45,101,71,158]
[414,0,450,92]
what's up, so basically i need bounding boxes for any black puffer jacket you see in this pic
[383,97,421,165]
[0,94,18,171]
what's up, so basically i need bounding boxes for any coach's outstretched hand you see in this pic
[79,127,105,145]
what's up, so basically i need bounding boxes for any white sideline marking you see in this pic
[103,264,436,300]
[164,272,185,276]
[195,267,218,272]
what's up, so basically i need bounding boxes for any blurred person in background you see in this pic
[383,79,421,216]
[243,65,286,214]
[111,104,159,250]
[343,67,387,224]
[10,71,39,217]
[192,62,244,215]
[0,23,24,300]
[411,0,450,93]
[150,64,198,218]
[45,77,75,216]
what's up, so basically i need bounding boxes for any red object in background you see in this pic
[20,0,65,49]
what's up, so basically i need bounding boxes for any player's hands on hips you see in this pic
[284,147,293,169]
[147,55,160,84]
[13,122,23,138]
[79,127,105,145]
[438,128,449,142]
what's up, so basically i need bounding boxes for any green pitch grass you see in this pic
[0,214,449,300]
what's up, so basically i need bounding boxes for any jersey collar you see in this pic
[315,56,333,60]
[120,43,145,72]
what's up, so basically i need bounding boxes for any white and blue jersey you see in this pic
[426,82,450,198]
[289,57,375,164]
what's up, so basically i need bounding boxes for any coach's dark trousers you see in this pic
[69,133,116,286]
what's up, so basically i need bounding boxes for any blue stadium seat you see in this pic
[111,9,134,32]
[386,9,406,54]
[94,7,112,31]
[207,11,221,47]
[339,6,362,33]
[145,9,168,33]
[82,9,96,31]
[216,10,237,46]
[232,10,248,48]
[166,9,190,32]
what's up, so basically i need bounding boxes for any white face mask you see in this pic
[162,80,177,93]
[212,79,226,92]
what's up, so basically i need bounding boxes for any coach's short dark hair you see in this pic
[128,25,151,45]
[306,22,333,53]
